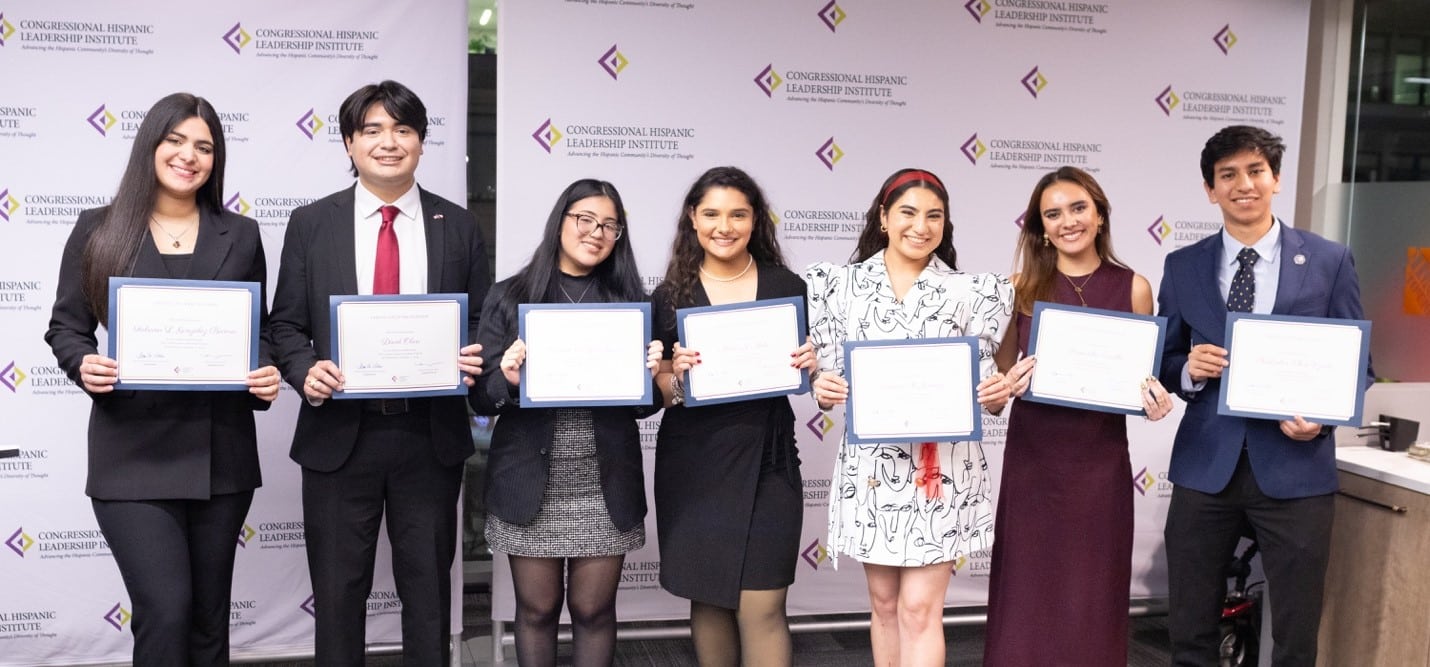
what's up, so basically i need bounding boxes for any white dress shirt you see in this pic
[353,182,428,295]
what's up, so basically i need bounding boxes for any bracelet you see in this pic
[669,373,685,406]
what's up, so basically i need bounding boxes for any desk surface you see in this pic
[1336,445,1430,496]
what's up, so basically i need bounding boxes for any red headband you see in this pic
[881,170,946,206]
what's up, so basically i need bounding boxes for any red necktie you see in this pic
[374,205,400,295]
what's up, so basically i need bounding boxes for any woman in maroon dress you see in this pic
[984,166,1174,666]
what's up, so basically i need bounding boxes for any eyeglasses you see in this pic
[565,212,624,240]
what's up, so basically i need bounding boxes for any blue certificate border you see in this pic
[1022,301,1167,416]
[843,336,982,445]
[517,302,653,407]
[676,296,810,407]
[328,293,470,399]
[107,277,260,391]
[1217,312,1372,427]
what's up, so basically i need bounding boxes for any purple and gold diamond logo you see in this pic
[964,0,990,23]
[6,527,34,557]
[1,361,27,392]
[815,137,844,171]
[236,523,256,548]
[1014,212,1026,229]
[801,538,829,569]
[805,412,834,440]
[87,105,117,137]
[224,193,251,216]
[598,44,628,80]
[817,1,846,33]
[1021,67,1048,98]
[299,594,317,617]
[1147,215,1171,245]
[0,188,19,221]
[754,64,783,97]
[295,109,324,140]
[0,13,16,47]
[531,118,562,153]
[222,22,251,54]
[1155,85,1180,116]
[1133,467,1157,496]
[103,603,131,631]
[1213,24,1237,55]
[960,134,986,165]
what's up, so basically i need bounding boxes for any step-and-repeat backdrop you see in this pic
[0,1,467,664]
[495,0,1312,621]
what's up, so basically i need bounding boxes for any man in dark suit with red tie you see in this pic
[1157,125,1372,665]
[268,80,491,665]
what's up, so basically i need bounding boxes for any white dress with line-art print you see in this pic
[805,251,1013,567]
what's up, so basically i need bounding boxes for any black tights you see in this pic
[508,554,624,667]
[690,588,792,667]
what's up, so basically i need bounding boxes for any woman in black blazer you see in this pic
[43,92,280,667]
[471,178,661,667]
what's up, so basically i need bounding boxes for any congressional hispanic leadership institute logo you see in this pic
[598,44,628,80]
[1021,66,1048,98]
[817,1,845,33]
[1213,24,1237,55]
[1,360,27,392]
[6,527,34,556]
[805,412,834,440]
[754,64,783,97]
[1155,85,1181,116]
[0,13,16,46]
[815,137,843,171]
[960,134,986,165]
[801,538,829,569]
[963,0,991,23]
[87,105,118,137]
[295,109,325,140]
[225,193,251,216]
[0,187,19,221]
[1132,467,1157,496]
[236,523,256,548]
[1147,215,1171,245]
[532,118,562,153]
[222,22,252,54]
[103,603,132,631]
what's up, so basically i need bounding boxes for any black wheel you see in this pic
[1218,619,1259,667]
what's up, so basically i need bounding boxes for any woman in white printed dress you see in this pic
[805,168,1015,667]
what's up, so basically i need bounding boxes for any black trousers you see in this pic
[1165,451,1334,666]
[301,409,464,667]
[92,490,254,667]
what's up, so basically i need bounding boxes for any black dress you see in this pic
[652,264,804,610]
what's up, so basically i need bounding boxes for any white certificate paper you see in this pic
[519,303,652,406]
[1024,303,1166,415]
[109,278,258,390]
[1219,314,1372,426]
[844,337,981,444]
[332,297,464,397]
[678,296,808,406]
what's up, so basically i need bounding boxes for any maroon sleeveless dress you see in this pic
[984,263,1136,666]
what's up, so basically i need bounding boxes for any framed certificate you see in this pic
[518,302,653,407]
[329,294,469,399]
[1023,302,1167,415]
[676,296,810,407]
[843,337,982,444]
[107,277,260,391]
[1218,313,1372,427]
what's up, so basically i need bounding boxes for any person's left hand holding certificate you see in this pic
[107,278,264,391]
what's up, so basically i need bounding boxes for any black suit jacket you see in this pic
[470,278,661,532]
[45,206,270,500]
[268,185,491,472]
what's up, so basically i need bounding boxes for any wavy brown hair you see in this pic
[660,166,786,312]
[1012,166,1129,315]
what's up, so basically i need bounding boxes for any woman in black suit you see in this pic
[44,92,280,666]
[472,178,661,667]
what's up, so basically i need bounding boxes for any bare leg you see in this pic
[895,562,953,667]
[863,563,902,667]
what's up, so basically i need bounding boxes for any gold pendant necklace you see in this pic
[1062,270,1095,307]
[151,217,194,249]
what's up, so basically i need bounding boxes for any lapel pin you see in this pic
[432,213,444,220]
[1293,254,1306,265]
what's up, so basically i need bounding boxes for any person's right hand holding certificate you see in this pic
[1022,302,1167,415]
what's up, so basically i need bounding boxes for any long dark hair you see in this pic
[1012,166,1130,315]
[661,166,786,310]
[497,179,646,326]
[852,168,957,269]
[82,93,227,321]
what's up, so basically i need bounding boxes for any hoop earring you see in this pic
[880,224,888,233]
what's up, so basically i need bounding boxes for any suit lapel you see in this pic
[421,188,447,293]
[1272,223,1306,314]
[331,187,360,296]
[130,233,166,278]
[1193,233,1226,318]
[185,207,232,280]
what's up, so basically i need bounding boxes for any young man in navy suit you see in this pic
[268,80,491,665]
[1157,125,1371,666]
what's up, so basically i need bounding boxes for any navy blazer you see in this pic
[45,206,271,500]
[470,278,661,532]
[1156,223,1372,499]
[268,185,491,472]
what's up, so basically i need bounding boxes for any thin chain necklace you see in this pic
[699,255,754,283]
[1061,267,1097,307]
[558,280,594,304]
[151,216,195,249]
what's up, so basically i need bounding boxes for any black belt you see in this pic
[361,398,413,415]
